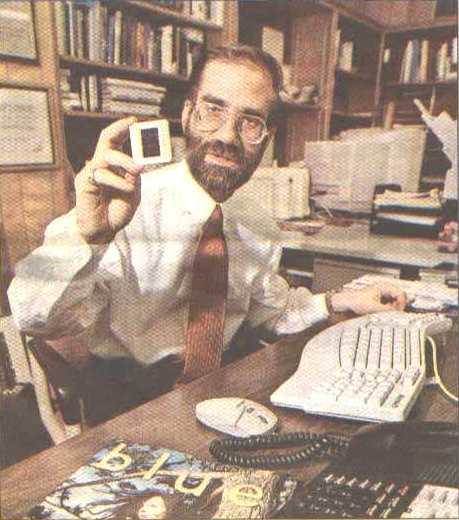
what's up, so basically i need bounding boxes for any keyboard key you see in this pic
[393,328,407,370]
[410,329,422,366]
[355,328,370,368]
[380,328,393,369]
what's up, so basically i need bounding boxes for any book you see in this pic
[28,439,297,519]
[54,1,67,55]
[339,41,354,72]
[102,99,162,116]
[100,77,166,93]
[419,39,429,83]
[161,24,175,74]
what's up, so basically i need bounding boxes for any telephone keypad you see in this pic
[402,484,459,518]
[283,470,459,518]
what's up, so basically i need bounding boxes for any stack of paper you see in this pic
[343,274,458,312]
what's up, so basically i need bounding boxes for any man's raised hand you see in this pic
[75,117,144,244]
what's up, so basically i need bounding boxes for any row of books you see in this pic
[399,37,458,84]
[54,1,206,77]
[61,71,167,116]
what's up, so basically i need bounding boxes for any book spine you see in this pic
[154,27,162,73]
[113,10,122,65]
[403,40,414,83]
[80,75,88,111]
[100,4,107,63]
[66,1,76,57]
[102,100,161,116]
[75,7,83,58]
[146,24,154,70]
[101,77,166,91]
[437,42,448,80]
[161,25,174,74]
[419,39,429,83]
[54,1,67,56]
[106,10,115,64]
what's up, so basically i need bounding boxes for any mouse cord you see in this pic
[426,336,458,403]
[209,432,349,469]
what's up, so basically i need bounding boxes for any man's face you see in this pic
[182,59,277,202]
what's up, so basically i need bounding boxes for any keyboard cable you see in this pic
[426,336,458,403]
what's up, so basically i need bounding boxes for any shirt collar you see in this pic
[177,159,218,221]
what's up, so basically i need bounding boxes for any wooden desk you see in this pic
[1,324,457,518]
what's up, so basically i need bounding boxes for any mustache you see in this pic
[201,140,244,165]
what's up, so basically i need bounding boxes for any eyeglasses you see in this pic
[194,100,269,145]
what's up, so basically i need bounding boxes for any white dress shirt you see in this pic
[8,160,329,365]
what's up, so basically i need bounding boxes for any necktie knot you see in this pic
[204,204,224,236]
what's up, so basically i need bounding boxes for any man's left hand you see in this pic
[330,283,407,315]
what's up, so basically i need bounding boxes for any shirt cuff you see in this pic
[301,294,329,327]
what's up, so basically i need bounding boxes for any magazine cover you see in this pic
[28,439,298,519]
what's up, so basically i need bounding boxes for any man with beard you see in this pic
[8,46,406,410]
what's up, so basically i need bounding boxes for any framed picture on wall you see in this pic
[0,0,38,62]
[0,86,55,168]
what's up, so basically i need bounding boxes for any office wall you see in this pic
[0,2,71,279]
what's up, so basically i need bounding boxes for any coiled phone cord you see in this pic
[209,431,350,469]
[426,336,458,403]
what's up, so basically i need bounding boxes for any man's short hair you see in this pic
[187,45,284,126]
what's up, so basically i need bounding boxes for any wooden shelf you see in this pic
[332,110,374,119]
[281,102,321,112]
[116,0,223,31]
[385,80,457,88]
[318,0,383,31]
[64,110,181,125]
[60,56,189,86]
[336,68,375,83]
[385,17,457,34]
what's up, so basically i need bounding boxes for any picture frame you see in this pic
[0,85,55,168]
[0,0,38,62]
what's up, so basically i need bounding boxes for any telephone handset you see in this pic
[346,421,458,468]
[209,422,458,478]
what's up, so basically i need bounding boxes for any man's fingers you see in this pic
[92,168,138,193]
[378,283,407,310]
[96,116,137,151]
[95,149,143,176]
[370,301,396,313]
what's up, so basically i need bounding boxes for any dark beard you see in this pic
[185,134,262,202]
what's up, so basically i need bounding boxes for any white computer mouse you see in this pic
[196,398,278,438]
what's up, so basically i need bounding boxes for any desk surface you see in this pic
[280,222,457,270]
[1,324,457,518]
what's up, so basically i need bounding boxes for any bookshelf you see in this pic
[380,21,457,190]
[329,14,383,137]
[53,0,235,172]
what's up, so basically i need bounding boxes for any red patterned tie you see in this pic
[182,205,228,381]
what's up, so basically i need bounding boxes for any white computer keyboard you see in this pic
[271,311,452,422]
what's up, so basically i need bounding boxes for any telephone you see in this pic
[209,422,459,518]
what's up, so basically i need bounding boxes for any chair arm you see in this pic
[27,337,84,425]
